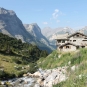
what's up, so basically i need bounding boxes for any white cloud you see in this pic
[43,22,48,25]
[57,20,60,23]
[55,9,59,13]
[52,9,59,19]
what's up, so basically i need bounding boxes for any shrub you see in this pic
[17,71,25,77]
[0,70,16,80]
[13,58,22,64]
[28,63,38,73]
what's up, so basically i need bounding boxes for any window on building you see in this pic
[82,46,85,48]
[83,40,87,41]
[73,40,76,42]
[76,46,79,49]
[66,46,69,49]
[58,40,61,43]
[62,40,65,43]
[84,37,87,39]
[77,35,79,37]
[60,46,63,49]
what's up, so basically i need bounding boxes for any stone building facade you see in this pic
[55,32,87,52]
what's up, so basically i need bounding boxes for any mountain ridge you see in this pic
[24,23,55,52]
[0,7,54,53]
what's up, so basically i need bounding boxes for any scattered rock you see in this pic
[71,65,78,71]
[71,65,76,71]
[1,66,67,87]
[58,55,61,58]
[68,61,71,65]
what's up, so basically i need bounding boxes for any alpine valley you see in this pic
[0,7,54,53]
[1,7,87,87]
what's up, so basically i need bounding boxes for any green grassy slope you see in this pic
[37,48,87,87]
[0,54,29,78]
[0,33,48,80]
[37,50,74,69]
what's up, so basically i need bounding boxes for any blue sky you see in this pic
[0,0,87,29]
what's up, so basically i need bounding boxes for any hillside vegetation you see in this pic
[37,48,87,87]
[0,33,48,80]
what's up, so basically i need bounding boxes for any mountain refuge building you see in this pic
[55,32,87,52]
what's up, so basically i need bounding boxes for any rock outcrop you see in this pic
[0,7,33,42]
[23,67,67,87]
[24,23,55,52]
[0,7,54,53]
[0,67,67,87]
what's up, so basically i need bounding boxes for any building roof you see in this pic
[67,32,87,38]
[59,42,78,48]
[55,32,87,40]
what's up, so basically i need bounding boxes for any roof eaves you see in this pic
[59,42,77,48]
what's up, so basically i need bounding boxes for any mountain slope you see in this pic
[0,32,48,79]
[24,23,49,44]
[0,7,34,42]
[41,27,54,37]
[0,7,54,53]
[24,23,55,52]
[80,26,87,35]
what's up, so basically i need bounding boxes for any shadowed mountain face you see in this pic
[24,23,49,43]
[0,7,54,53]
[24,24,55,52]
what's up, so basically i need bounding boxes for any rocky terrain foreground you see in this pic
[32,67,67,87]
[0,66,67,87]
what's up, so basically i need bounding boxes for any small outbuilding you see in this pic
[58,42,78,52]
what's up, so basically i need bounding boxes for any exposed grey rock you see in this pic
[25,67,67,87]
[80,26,87,35]
[1,66,67,87]
[0,7,33,42]
[0,7,54,53]
[24,23,55,52]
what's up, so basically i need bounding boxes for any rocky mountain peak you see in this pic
[24,23,42,38]
[82,26,87,29]
[32,23,41,32]
[64,27,70,29]
[0,7,33,42]
[0,7,15,15]
[0,7,54,53]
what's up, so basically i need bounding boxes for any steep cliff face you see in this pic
[24,23,49,44]
[0,7,54,53]
[24,23,41,38]
[0,7,33,42]
[24,24,55,52]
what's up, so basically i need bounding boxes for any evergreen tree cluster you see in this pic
[0,33,48,62]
